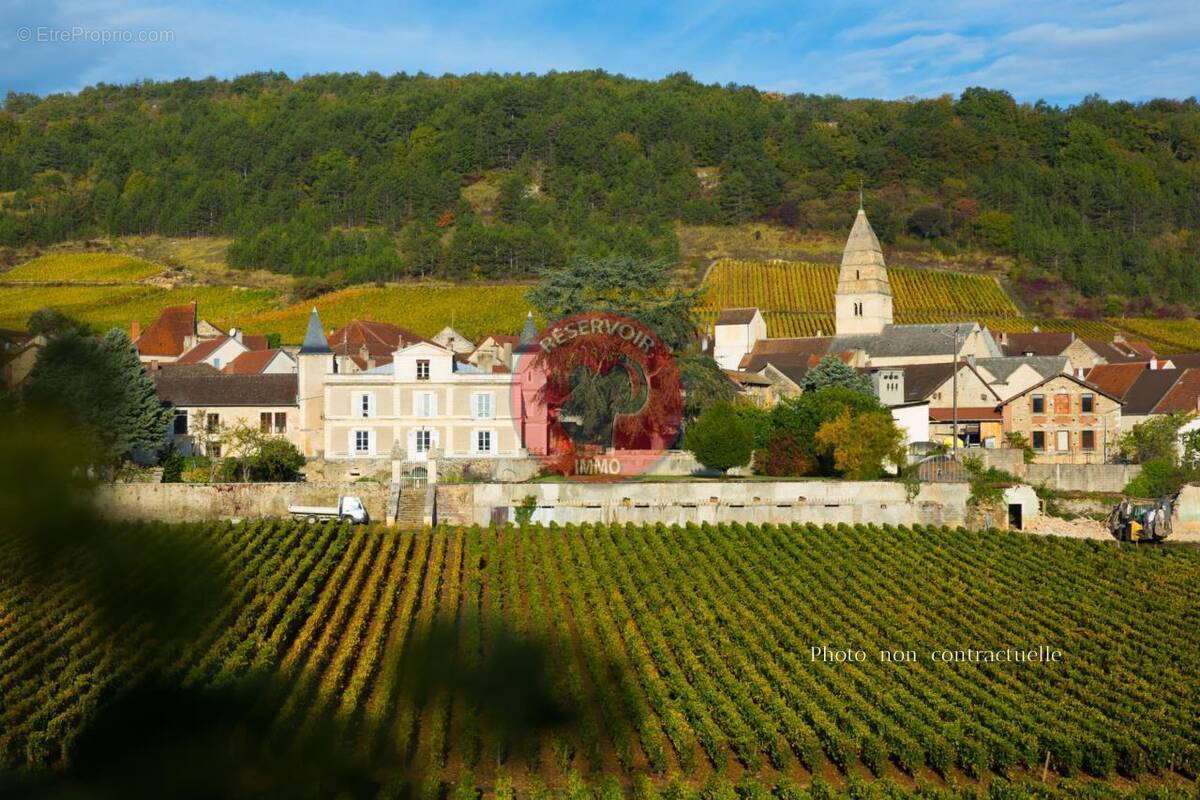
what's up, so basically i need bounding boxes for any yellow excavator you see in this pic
[1107,497,1174,543]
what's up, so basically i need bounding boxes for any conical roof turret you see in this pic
[299,307,332,354]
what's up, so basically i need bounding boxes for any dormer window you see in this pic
[416,359,430,381]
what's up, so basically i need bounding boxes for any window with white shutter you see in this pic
[415,391,437,417]
[472,392,493,419]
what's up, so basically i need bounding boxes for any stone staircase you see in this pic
[395,487,427,528]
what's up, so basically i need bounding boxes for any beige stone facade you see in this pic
[1000,374,1121,464]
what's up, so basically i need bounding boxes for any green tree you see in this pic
[814,407,906,480]
[1118,414,1188,464]
[801,356,874,395]
[25,308,93,338]
[678,354,738,423]
[684,401,753,474]
[22,329,171,468]
[528,255,700,351]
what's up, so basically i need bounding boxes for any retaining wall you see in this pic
[436,480,973,528]
[1026,463,1141,494]
[95,481,391,523]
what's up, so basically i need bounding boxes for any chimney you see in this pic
[477,349,495,373]
[999,331,1008,346]
[1150,358,1159,370]
[131,319,141,341]
[501,342,514,368]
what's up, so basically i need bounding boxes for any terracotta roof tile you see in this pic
[223,349,286,374]
[328,319,431,359]
[715,308,760,325]
[1152,369,1200,414]
[1084,363,1150,399]
[136,301,196,357]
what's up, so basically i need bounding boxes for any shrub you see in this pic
[684,401,754,474]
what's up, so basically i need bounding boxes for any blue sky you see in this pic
[2,0,1198,104]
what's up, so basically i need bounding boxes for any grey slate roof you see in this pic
[973,356,1069,382]
[829,322,988,359]
[154,371,298,407]
[299,308,331,354]
[519,311,539,347]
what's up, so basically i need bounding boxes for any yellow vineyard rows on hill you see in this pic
[0,283,534,343]
[702,259,1019,318]
[239,284,535,343]
[0,253,163,284]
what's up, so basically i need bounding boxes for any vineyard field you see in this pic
[0,282,534,343]
[2,522,1197,796]
[0,253,163,284]
[701,260,1020,319]
[698,259,1200,352]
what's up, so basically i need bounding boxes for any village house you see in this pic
[998,330,1153,374]
[297,310,537,473]
[152,365,302,457]
[1,329,44,391]
[133,301,226,364]
[715,209,1000,380]
[998,373,1122,464]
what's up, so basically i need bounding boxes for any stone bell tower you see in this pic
[835,207,893,336]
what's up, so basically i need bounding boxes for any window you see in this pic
[415,391,437,417]
[416,359,430,380]
[1032,431,1045,450]
[1056,430,1070,452]
[1054,394,1070,414]
[415,429,432,453]
[357,392,374,418]
[1081,430,1095,451]
[206,413,220,433]
[274,412,287,433]
[213,357,221,370]
[472,392,493,419]
[260,412,272,432]
[354,430,371,454]
[209,443,222,458]
[173,411,188,435]
[475,430,493,453]
[1031,394,1045,414]
[1081,394,1094,413]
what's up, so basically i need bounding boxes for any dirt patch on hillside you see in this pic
[1024,514,1112,540]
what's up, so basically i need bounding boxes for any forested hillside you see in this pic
[2,72,1199,311]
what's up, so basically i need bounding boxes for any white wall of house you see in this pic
[260,350,297,374]
[891,402,930,447]
[713,311,766,371]
[196,338,248,371]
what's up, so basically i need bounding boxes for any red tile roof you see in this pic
[1000,332,1075,357]
[136,301,196,357]
[1152,369,1200,414]
[242,334,269,351]
[1084,362,1150,399]
[715,308,760,325]
[328,319,431,360]
[177,336,237,364]
[223,349,286,374]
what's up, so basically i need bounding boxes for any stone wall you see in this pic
[96,481,391,523]
[1170,484,1200,542]
[436,480,973,528]
[1026,463,1141,494]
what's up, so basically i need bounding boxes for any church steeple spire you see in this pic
[835,207,893,335]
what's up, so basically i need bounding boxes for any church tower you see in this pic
[835,208,893,336]
[297,307,333,457]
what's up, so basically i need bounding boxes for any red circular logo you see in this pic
[510,313,683,478]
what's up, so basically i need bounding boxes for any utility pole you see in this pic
[951,325,960,457]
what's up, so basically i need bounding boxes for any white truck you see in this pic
[288,495,369,525]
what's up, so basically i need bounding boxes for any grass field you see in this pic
[0,253,163,284]
[3,521,1196,796]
